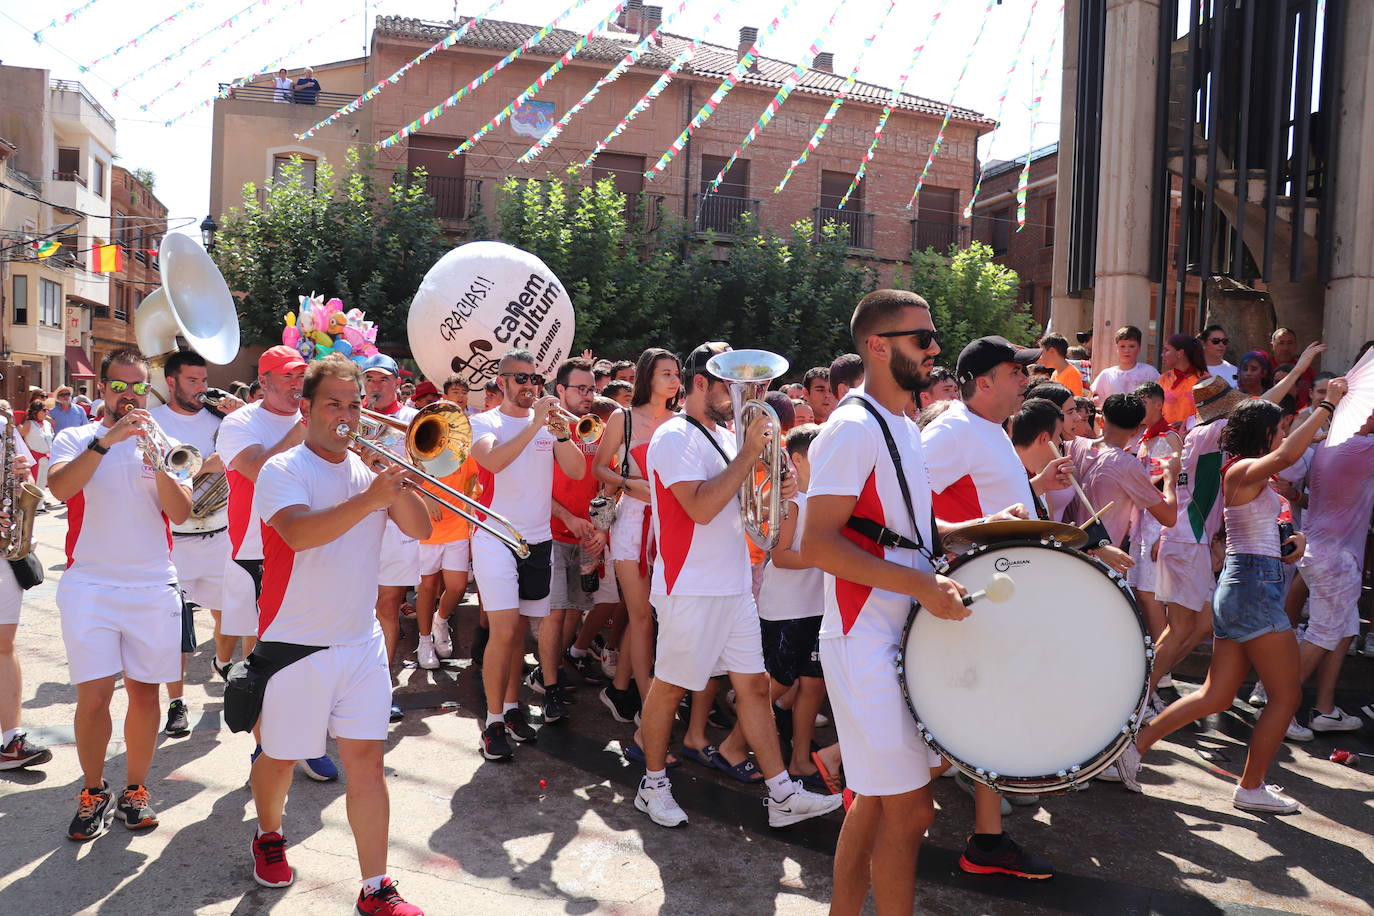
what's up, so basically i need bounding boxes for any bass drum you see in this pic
[899,540,1152,794]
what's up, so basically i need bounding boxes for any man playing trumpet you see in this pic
[48,349,194,841]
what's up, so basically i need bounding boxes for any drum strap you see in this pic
[839,396,942,564]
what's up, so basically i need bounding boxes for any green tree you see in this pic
[899,242,1039,367]
[212,148,448,347]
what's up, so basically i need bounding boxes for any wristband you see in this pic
[87,437,109,455]
[1317,401,1335,414]
[556,435,571,443]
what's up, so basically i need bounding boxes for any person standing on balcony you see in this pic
[273,69,293,103]
[293,68,321,105]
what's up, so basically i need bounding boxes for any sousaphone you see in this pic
[135,233,240,398]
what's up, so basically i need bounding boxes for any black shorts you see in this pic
[760,617,823,686]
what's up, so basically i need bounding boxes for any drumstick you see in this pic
[961,573,1015,607]
[1077,501,1115,532]
[1049,441,1101,518]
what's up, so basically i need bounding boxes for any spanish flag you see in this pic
[92,243,123,273]
[31,239,60,258]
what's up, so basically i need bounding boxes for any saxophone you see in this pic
[0,406,43,560]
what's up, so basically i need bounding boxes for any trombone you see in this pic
[705,348,790,551]
[339,404,531,558]
[547,406,603,444]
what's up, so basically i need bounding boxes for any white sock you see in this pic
[418,633,433,644]
[766,770,795,802]
[485,712,503,728]
[644,767,668,789]
[2,727,21,746]
[568,646,587,658]
[361,874,388,893]
[502,702,519,714]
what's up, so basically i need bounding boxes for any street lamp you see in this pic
[200,214,219,252]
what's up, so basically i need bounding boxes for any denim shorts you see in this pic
[1212,553,1291,643]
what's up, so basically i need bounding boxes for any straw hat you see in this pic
[1194,375,1248,424]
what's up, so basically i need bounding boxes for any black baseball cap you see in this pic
[955,336,1042,382]
[682,341,731,380]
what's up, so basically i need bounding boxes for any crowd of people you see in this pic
[0,292,1371,915]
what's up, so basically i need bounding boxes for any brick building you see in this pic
[99,166,166,373]
[210,8,993,281]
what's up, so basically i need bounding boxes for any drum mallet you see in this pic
[962,572,1015,607]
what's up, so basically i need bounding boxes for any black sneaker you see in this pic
[958,833,1055,880]
[523,666,547,695]
[164,700,190,737]
[480,721,513,761]
[544,686,570,724]
[471,625,489,668]
[0,731,52,770]
[504,708,538,743]
[115,784,159,830]
[564,649,605,685]
[599,685,640,724]
[68,782,115,841]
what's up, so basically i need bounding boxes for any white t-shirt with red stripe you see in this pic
[646,415,751,598]
[217,401,300,560]
[254,445,386,645]
[921,399,1033,523]
[469,407,555,544]
[50,420,179,587]
[809,395,935,643]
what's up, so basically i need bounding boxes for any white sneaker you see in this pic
[1309,706,1363,732]
[1157,673,1173,689]
[1284,718,1314,742]
[1248,683,1268,707]
[416,635,439,670]
[765,780,844,828]
[433,621,453,659]
[635,778,687,827]
[1233,783,1300,814]
[1112,743,1142,793]
[600,648,618,679]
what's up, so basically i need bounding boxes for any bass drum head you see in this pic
[903,542,1147,782]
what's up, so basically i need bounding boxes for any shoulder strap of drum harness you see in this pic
[839,395,943,565]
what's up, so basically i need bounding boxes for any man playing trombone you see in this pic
[48,349,194,841]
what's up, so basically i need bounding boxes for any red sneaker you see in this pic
[356,877,423,915]
[251,831,295,888]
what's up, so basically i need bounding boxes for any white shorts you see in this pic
[651,592,765,691]
[1127,515,1160,593]
[220,555,261,638]
[1155,540,1215,612]
[820,634,942,797]
[610,498,649,564]
[1298,545,1362,651]
[57,578,184,685]
[471,530,550,618]
[259,634,390,760]
[378,522,420,588]
[592,563,619,604]
[0,562,20,626]
[171,530,230,609]
[419,539,470,577]
[550,541,594,612]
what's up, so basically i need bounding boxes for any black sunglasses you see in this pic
[500,372,545,387]
[876,328,941,348]
[1208,337,1229,345]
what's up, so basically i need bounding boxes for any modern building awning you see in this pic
[65,345,96,378]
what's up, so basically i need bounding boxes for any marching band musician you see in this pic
[47,349,194,841]
[150,350,245,737]
[247,355,430,915]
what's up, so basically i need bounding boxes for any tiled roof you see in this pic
[982,142,1058,180]
[374,15,992,126]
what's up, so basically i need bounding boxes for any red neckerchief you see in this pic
[1140,418,1172,443]
[373,399,402,416]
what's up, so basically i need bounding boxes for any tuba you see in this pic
[706,348,790,551]
[0,407,43,560]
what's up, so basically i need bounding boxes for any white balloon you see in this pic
[408,241,576,388]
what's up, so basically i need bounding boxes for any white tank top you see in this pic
[1224,485,1281,557]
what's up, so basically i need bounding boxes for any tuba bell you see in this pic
[706,348,790,551]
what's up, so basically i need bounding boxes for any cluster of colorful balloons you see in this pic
[281,293,380,363]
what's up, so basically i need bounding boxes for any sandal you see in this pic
[798,770,830,793]
[713,753,764,784]
[622,742,681,769]
[681,744,723,770]
[811,750,843,795]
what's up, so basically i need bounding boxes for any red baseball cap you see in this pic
[259,345,307,375]
[413,380,439,399]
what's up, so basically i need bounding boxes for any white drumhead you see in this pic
[903,544,1146,778]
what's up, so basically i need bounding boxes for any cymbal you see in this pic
[946,518,1090,550]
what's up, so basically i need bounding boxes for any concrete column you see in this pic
[1092,0,1161,363]
[1050,0,1091,336]
[1324,0,1374,369]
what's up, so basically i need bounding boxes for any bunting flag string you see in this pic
[83,1,210,72]
[454,1,626,157]
[297,0,507,141]
[376,0,598,150]
[963,0,1046,219]
[111,0,274,98]
[160,9,361,126]
[519,0,692,163]
[645,0,803,180]
[705,0,850,196]
[834,0,946,208]
[582,6,732,169]
[32,0,103,44]
[1016,4,1063,230]
[907,0,998,209]
[137,0,308,113]
[773,0,899,195]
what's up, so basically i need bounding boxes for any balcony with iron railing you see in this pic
[218,83,362,109]
[693,194,760,235]
[422,175,483,222]
[911,219,970,254]
[50,79,116,130]
[813,207,875,250]
[53,170,87,187]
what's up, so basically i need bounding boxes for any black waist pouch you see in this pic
[224,641,327,733]
[9,553,43,591]
[516,539,554,601]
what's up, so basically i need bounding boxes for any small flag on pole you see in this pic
[92,244,124,273]
[32,239,60,258]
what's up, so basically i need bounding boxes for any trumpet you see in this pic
[546,406,604,444]
[122,404,203,481]
[340,404,531,558]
